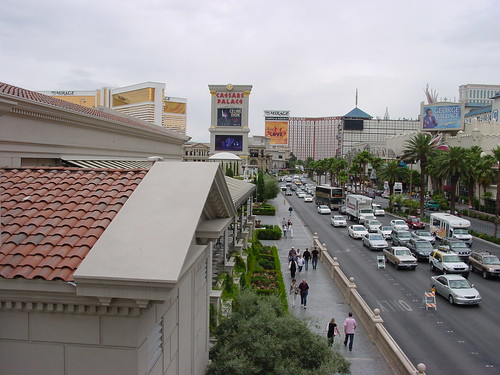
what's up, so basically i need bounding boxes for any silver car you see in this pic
[364,219,382,233]
[390,219,409,231]
[411,230,436,244]
[362,233,389,251]
[377,226,393,240]
[331,215,347,227]
[430,274,481,305]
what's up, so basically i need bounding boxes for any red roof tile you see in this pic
[0,167,147,281]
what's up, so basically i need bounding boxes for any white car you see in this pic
[348,225,368,239]
[364,219,382,233]
[304,195,313,202]
[372,204,385,216]
[430,274,481,305]
[331,215,347,227]
[390,219,409,231]
[317,205,332,214]
[362,233,389,250]
[377,226,393,240]
[297,191,306,198]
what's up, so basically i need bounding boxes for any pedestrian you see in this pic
[289,257,298,279]
[281,217,287,227]
[298,279,309,308]
[296,254,304,275]
[303,248,311,270]
[288,206,293,216]
[311,247,319,270]
[326,318,341,347]
[282,224,288,238]
[343,312,357,351]
[287,219,292,227]
[288,246,297,260]
[289,278,299,307]
[296,248,301,258]
[288,222,294,238]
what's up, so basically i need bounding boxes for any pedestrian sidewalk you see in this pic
[258,195,393,375]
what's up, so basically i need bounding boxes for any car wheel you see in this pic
[443,269,447,274]
[448,295,454,304]
[463,272,469,279]
[482,271,488,279]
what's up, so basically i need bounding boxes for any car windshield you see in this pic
[454,229,469,235]
[443,254,461,262]
[410,218,420,222]
[399,232,411,238]
[483,256,500,265]
[334,216,344,220]
[450,242,467,248]
[373,205,381,209]
[320,205,329,209]
[370,221,381,226]
[360,209,373,213]
[415,231,432,237]
[370,234,384,240]
[416,242,433,249]
[353,226,366,231]
[381,226,392,231]
[394,220,405,225]
[395,249,411,256]
[449,279,472,289]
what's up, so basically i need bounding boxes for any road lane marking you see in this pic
[375,299,413,312]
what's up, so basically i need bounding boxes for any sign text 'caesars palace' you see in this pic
[216,92,244,104]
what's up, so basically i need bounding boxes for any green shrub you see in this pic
[470,230,500,245]
[255,225,282,240]
[253,203,276,216]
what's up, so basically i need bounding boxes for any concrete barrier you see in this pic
[312,233,426,375]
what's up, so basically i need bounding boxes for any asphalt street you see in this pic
[287,193,500,375]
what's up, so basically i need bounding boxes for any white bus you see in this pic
[430,213,473,246]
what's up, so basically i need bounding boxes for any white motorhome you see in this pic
[346,194,374,223]
[430,213,473,246]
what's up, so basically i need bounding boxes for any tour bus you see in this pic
[429,212,473,246]
[315,185,344,210]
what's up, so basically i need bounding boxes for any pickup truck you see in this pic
[383,246,417,270]
[424,200,440,211]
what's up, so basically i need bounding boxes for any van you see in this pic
[430,213,473,247]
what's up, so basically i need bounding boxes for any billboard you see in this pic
[264,110,289,145]
[421,103,463,131]
[343,119,364,130]
[217,108,242,126]
[215,135,243,151]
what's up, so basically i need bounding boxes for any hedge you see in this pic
[255,225,282,240]
[253,204,276,216]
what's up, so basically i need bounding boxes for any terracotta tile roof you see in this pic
[0,82,186,138]
[0,167,148,281]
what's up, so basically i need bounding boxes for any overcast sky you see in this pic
[1,0,499,142]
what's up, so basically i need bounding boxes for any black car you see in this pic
[406,238,433,261]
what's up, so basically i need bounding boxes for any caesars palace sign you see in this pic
[212,91,246,105]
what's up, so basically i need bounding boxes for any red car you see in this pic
[405,216,426,229]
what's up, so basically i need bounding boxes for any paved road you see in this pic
[287,194,500,375]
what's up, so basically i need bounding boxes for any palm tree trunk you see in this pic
[420,162,426,218]
[450,176,458,215]
[495,169,500,237]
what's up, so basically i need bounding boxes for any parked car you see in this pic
[405,216,426,229]
[430,274,481,305]
[424,200,441,211]
[348,225,369,239]
[411,230,436,244]
[372,204,385,216]
[468,251,500,279]
[391,229,412,246]
[377,226,393,240]
[304,195,313,202]
[406,238,434,261]
[429,249,469,278]
[438,238,471,261]
[383,246,417,270]
[362,233,389,251]
[390,219,409,231]
[331,215,347,227]
[317,205,332,214]
[364,219,382,233]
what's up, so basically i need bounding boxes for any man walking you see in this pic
[311,247,319,270]
[298,279,309,309]
[343,312,357,351]
[303,248,311,270]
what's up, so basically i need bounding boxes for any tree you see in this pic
[352,150,372,192]
[378,160,407,206]
[432,147,472,214]
[256,169,265,202]
[226,166,234,178]
[402,133,439,217]
[328,157,348,187]
[492,146,500,237]
[369,156,384,186]
[263,174,280,200]
[207,290,350,375]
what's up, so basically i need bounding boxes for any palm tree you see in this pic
[463,146,484,208]
[378,160,407,199]
[475,154,495,209]
[352,150,372,192]
[370,156,384,186]
[431,147,472,214]
[402,133,439,217]
[328,157,348,187]
[492,146,500,237]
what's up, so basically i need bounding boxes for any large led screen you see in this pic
[421,103,463,131]
[343,119,364,130]
[217,108,242,126]
[215,135,243,151]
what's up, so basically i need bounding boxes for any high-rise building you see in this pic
[38,82,187,134]
[288,117,342,161]
[459,84,500,106]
